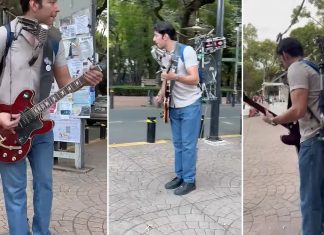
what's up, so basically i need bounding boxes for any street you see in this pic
[109,104,241,144]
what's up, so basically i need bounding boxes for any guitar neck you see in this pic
[243,95,276,117]
[243,94,294,130]
[32,75,86,117]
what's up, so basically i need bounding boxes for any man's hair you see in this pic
[20,0,43,13]
[276,37,304,57]
[153,21,176,40]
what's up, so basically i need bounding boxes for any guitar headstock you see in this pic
[93,55,107,72]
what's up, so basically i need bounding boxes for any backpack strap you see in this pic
[301,59,320,74]
[176,42,186,64]
[0,22,14,77]
[39,36,59,101]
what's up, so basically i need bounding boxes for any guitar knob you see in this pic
[23,92,30,99]
[2,153,7,158]
[18,150,23,155]
[12,157,16,162]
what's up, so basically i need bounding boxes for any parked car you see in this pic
[87,95,107,125]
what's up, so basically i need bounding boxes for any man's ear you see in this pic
[162,34,169,41]
[282,52,289,61]
[29,0,40,12]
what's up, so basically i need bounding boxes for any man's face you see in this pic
[153,31,166,49]
[34,0,60,26]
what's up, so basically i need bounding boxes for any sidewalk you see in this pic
[0,140,107,235]
[244,116,301,235]
[111,96,232,108]
[109,137,242,235]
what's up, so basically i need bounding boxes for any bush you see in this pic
[110,86,159,96]
[110,85,240,97]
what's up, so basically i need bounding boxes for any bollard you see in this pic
[110,90,114,109]
[146,117,157,143]
[85,126,89,144]
[100,123,107,139]
[231,92,235,107]
[199,115,205,138]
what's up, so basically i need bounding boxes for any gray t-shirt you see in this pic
[288,60,321,142]
[170,44,201,108]
[0,18,66,106]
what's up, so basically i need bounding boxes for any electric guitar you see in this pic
[243,93,300,150]
[0,59,105,163]
[151,45,177,123]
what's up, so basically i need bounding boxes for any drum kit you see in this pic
[181,24,226,101]
[182,25,226,54]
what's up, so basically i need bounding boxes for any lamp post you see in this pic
[208,0,224,141]
[232,20,241,107]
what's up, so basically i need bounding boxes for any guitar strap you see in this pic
[39,38,55,102]
[0,21,59,102]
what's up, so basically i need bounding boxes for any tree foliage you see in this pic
[243,24,280,95]
[110,0,241,88]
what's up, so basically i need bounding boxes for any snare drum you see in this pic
[203,37,226,53]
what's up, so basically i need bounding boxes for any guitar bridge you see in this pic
[0,134,22,150]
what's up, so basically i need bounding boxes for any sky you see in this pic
[243,0,318,41]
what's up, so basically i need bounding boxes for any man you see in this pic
[0,0,103,234]
[263,37,324,234]
[153,21,201,196]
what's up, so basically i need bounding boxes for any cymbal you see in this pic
[182,25,208,32]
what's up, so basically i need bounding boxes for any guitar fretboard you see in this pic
[19,74,87,126]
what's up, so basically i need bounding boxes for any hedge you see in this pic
[110,85,240,97]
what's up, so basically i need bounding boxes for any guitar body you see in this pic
[0,90,54,163]
[163,80,171,123]
[243,94,300,150]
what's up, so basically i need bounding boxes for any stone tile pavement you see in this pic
[0,139,107,235]
[109,137,242,235]
[244,116,301,235]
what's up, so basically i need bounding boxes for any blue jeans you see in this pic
[170,99,202,183]
[299,134,324,235]
[0,131,54,235]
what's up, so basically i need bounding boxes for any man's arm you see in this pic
[161,65,199,85]
[53,65,103,89]
[264,88,308,125]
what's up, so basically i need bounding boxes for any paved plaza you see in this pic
[0,140,107,235]
[109,137,242,235]
[244,116,301,235]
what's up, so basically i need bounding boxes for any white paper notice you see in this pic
[67,59,83,78]
[60,25,77,39]
[75,15,90,35]
[78,36,93,60]
[59,102,73,119]
[51,116,81,143]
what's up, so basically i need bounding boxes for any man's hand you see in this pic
[0,113,20,131]
[83,66,103,86]
[262,110,277,126]
[161,71,177,81]
[154,94,163,106]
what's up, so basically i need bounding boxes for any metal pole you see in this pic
[208,0,224,141]
[92,0,97,59]
[233,22,240,107]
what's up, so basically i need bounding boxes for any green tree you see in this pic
[110,0,241,88]
[243,24,279,94]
